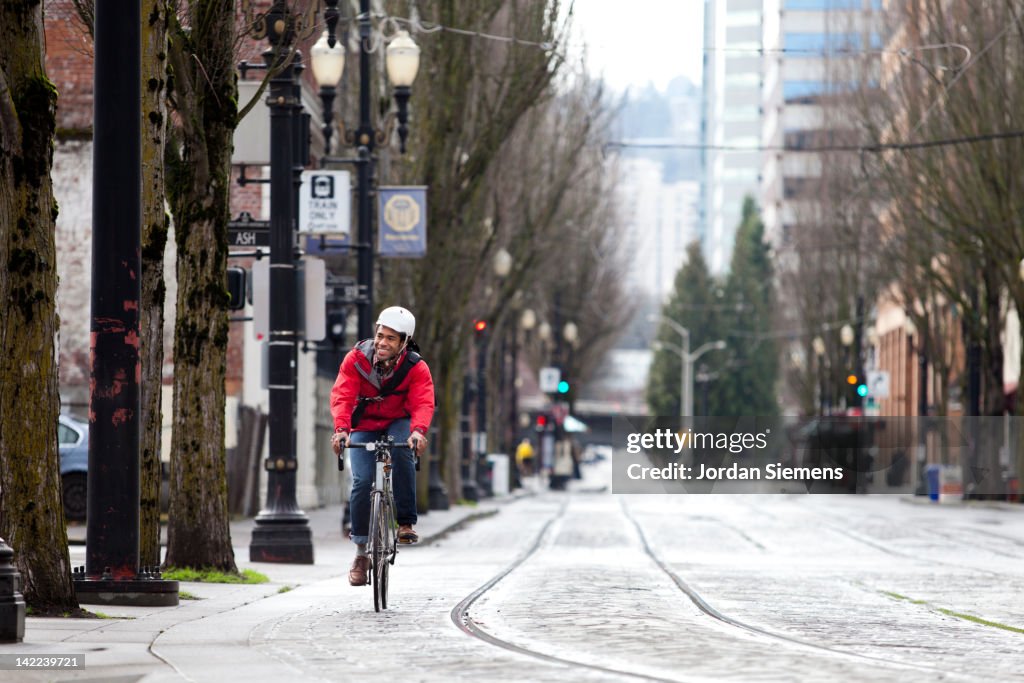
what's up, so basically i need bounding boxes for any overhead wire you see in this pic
[607,129,1024,153]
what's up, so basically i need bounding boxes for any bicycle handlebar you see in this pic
[360,438,422,471]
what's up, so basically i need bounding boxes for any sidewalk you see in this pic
[4,490,530,681]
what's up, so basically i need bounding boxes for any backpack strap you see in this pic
[350,350,422,429]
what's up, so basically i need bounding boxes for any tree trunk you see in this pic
[162,10,237,572]
[0,0,77,611]
[139,0,169,569]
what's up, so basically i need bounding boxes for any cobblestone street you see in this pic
[9,462,1024,682]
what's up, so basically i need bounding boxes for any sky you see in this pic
[567,1,705,93]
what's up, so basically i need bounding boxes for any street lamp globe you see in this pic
[812,336,826,357]
[563,321,579,345]
[385,30,421,87]
[537,321,552,342]
[866,326,879,347]
[840,323,855,347]
[311,31,345,86]
[493,248,512,278]
[520,308,537,331]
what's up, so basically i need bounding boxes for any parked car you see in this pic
[58,414,88,521]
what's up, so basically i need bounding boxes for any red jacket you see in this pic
[330,340,435,435]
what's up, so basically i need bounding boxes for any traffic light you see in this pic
[227,266,247,310]
[846,374,858,386]
[474,319,488,335]
[857,383,868,398]
[557,379,570,394]
[535,414,548,431]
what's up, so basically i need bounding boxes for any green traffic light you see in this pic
[557,380,570,394]
[857,384,868,397]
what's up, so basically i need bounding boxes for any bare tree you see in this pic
[0,0,78,611]
[161,0,241,570]
[374,0,569,498]
[139,0,170,570]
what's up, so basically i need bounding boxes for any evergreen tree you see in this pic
[647,243,724,416]
[717,197,779,417]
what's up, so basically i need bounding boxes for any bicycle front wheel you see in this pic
[370,491,388,612]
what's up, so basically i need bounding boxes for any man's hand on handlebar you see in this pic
[408,432,427,456]
[331,430,349,455]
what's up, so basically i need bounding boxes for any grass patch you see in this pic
[26,606,98,619]
[879,588,1024,632]
[456,498,479,507]
[178,591,201,600]
[93,612,131,620]
[277,586,293,594]
[162,567,269,584]
[881,591,926,605]
[937,609,1024,634]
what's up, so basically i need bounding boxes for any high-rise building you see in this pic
[702,0,879,274]
[761,0,881,248]
[702,0,765,274]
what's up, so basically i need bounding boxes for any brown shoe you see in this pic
[398,524,419,544]
[348,555,369,586]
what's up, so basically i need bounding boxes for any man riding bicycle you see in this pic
[330,306,434,586]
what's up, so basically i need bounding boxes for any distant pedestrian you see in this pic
[330,306,435,587]
[515,437,536,477]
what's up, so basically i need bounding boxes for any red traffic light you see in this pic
[536,414,547,427]
[474,320,488,332]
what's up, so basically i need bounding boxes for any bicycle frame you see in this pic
[364,437,398,611]
[355,435,421,611]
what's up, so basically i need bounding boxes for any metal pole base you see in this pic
[461,480,479,503]
[461,461,479,502]
[249,517,314,564]
[0,539,25,643]
[476,453,493,498]
[428,457,450,510]
[72,567,179,607]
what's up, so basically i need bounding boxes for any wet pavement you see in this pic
[4,462,1023,682]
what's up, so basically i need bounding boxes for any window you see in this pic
[59,422,81,445]
[783,0,863,9]
[783,177,818,199]
[783,80,828,102]
[784,32,861,57]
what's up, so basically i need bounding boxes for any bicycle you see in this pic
[340,435,420,612]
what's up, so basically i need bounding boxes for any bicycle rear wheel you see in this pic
[370,492,388,611]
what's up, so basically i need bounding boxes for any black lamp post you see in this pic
[905,319,929,495]
[312,1,421,339]
[75,0,177,606]
[813,335,826,416]
[249,1,313,564]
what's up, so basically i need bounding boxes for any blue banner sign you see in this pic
[378,186,427,258]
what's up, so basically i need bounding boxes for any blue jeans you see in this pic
[346,419,417,545]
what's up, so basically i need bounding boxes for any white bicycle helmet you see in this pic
[376,305,416,338]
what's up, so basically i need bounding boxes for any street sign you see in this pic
[867,370,890,399]
[252,256,326,342]
[228,226,269,248]
[299,170,350,235]
[228,213,269,249]
[539,367,561,393]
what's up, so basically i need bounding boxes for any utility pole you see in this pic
[355,0,375,339]
[249,3,313,564]
[76,0,177,606]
